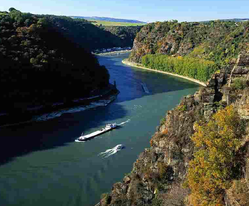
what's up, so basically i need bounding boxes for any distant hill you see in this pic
[201,18,249,23]
[71,16,146,24]
[219,18,249,22]
[47,15,142,50]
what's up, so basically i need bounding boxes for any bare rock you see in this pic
[238,89,249,119]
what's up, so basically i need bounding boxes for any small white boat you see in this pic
[115,144,125,150]
[75,123,118,142]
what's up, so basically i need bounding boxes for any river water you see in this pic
[0,53,199,206]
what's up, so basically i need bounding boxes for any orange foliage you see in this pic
[16,26,29,36]
[185,105,244,206]
[150,138,153,146]
[162,128,168,135]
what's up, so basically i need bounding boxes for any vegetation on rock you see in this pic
[185,105,245,206]
[231,78,248,90]
[129,20,249,82]
[99,53,249,206]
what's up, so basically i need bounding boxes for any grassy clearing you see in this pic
[89,20,146,26]
[0,12,8,16]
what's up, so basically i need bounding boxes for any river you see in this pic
[0,53,199,206]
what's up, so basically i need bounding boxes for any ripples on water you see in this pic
[0,53,200,206]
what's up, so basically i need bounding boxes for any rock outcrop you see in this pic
[128,21,249,64]
[98,54,249,206]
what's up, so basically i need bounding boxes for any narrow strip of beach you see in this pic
[94,50,131,56]
[122,59,207,87]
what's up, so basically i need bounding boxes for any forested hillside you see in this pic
[101,26,141,48]
[129,20,249,82]
[0,8,110,113]
[72,16,146,23]
[46,15,142,51]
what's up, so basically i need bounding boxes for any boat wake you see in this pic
[117,119,130,126]
[99,144,125,158]
[33,98,116,122]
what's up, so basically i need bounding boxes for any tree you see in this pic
[9,7,17,12]
[185,105,245,206]
[141,54,217,82]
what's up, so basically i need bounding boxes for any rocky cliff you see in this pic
[129,21,249,65]
[98,54,249,206]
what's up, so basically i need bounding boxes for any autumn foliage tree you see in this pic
[185,105,245,206]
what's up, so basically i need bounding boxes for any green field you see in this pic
[90,20,146,26]
[0,12,8,16]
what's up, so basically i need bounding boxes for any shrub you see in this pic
[101,193,111,205]
[231,78,247,90]
[177,104,187,112]
[151,197,163,206]
[185,105,245,206]
[160,116,166,124]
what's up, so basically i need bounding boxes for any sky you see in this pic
[1,0,249,22]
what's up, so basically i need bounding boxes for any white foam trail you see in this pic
[118,119,130,126]
[75,139,84,143]
[34,101,111,122]
[99,144,125,158]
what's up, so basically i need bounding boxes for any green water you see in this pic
[0,53,199,206]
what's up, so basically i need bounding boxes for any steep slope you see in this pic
[129,20,249,66]
[101,26,141,48]
[0,9,110,114]
[116,20,249,206]
[98,53,249,205]
[45,15,142,51]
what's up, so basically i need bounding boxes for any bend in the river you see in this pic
[0,53,200,206]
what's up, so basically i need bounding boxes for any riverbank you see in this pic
[0,84,119,127]
[122,59,207,87]
[94,49,131,56]
[0,53,202,206]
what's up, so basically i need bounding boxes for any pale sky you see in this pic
[1,0,248,22]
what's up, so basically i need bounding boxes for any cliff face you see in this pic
[129,21,249,64]
[99,54,249,206]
